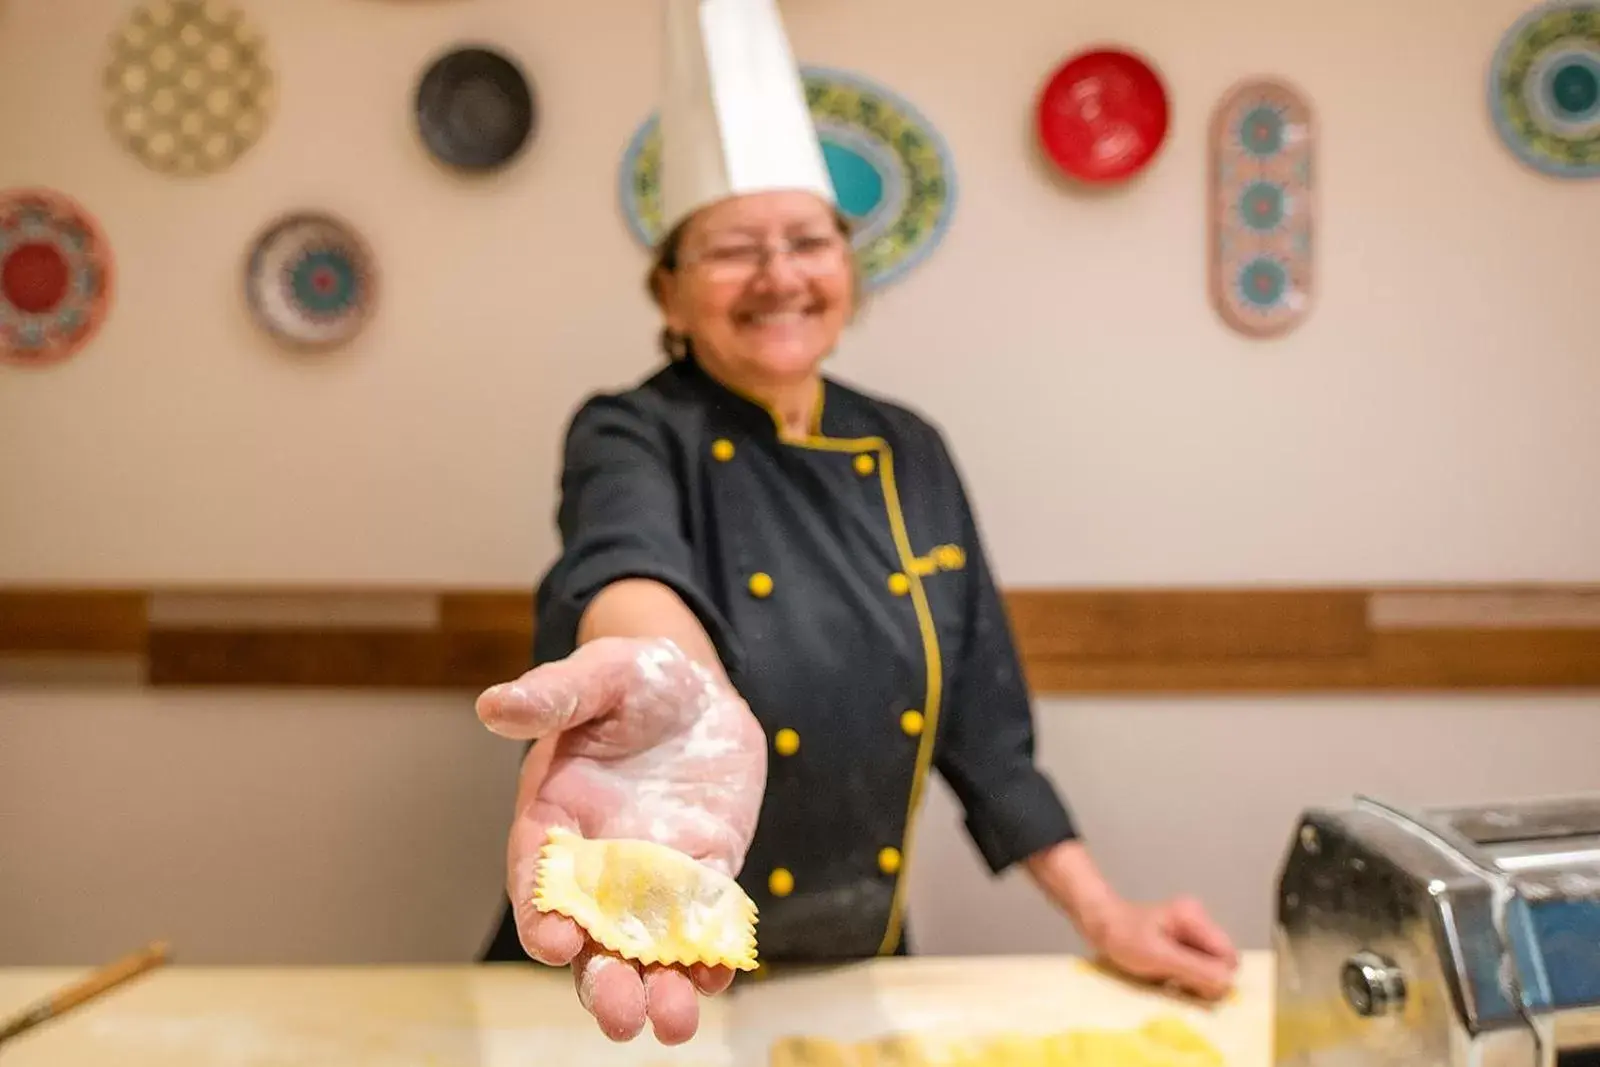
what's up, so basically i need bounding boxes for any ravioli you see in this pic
[532,826,760,971]
[768,1015,1226,1066]
[768,1036,860,1066]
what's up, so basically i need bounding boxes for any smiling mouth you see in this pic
[735,308,820,329]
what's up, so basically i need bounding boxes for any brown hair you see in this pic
[646,207,864,361]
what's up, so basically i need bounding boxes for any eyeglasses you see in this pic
[679,232,847,278]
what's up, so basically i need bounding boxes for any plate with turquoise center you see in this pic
[618,66,958,290]
[1489,0,1600,178]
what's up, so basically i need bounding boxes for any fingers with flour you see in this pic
[508,769,723,1040]
[507,813,585,965]
[643,965,701,1045]
[505,742,583,966]
[574,946,647,1042]
[475,637,651,741]
[574,954,706,1045]
[690,963,735,996]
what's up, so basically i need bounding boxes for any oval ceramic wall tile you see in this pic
[1208,78,1315,339]
[0,188,115,367]
[619,66,958,291]
[1489,0,1600,179]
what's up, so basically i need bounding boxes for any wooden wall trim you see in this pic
[3,585,1599,694]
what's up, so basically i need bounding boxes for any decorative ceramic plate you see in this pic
[619,66,957,291]
[244,211,376,351]
[103,0,274,177]
[1035,47,1170,183]
[0,189,115,367]
[414,45,537,172]
[1208,78,1315,338]
[1489,0,1600,178]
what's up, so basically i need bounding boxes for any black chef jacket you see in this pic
[480,354,1077,964]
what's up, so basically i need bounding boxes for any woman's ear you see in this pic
[653,268,690,333]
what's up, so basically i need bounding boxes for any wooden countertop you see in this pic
[0,952,1275,1065]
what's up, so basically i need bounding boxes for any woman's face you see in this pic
[657,190,854,388]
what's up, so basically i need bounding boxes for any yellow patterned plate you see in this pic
[102,0,275,177]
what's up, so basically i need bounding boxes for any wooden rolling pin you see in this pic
[0,940,170,1048]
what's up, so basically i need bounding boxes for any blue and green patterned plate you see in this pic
[1489,0,1600,178]
[618,66,958,290]
[244,210,376,352]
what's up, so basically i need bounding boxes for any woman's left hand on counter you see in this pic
[1082,895,1240,1001]
[1026,841,1239,1001]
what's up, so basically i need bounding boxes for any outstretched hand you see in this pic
[475,636,768,1044]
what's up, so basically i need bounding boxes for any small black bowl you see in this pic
[414,45,536,172]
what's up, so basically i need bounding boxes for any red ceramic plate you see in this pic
[1036,48,1170,183]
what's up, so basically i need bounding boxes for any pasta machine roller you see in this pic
[1273,793,1600,1067]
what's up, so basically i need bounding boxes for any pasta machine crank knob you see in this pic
[1341,951,1406,1018]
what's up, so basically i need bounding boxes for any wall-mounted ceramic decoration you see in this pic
[619,66,957,291]
[414,45,536,173]
[1208,78,1315,339]
[0,189,115,367]
[244,211,376,352]
[1035,47,1170,184]
[1489,0,1600,179]
[103,0,274,177]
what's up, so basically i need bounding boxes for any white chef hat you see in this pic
[658,0,837,236]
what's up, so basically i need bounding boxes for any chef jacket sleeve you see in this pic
[932,446,1079,874]
[532,394,737,671]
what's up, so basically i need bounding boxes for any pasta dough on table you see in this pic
[533,826,760,971]
[769,1015,1227,1066]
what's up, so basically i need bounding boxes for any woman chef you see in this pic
[473,0,1239,1046]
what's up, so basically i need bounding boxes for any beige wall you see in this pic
[2,0,1597,965]
[6,687,1600,965]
